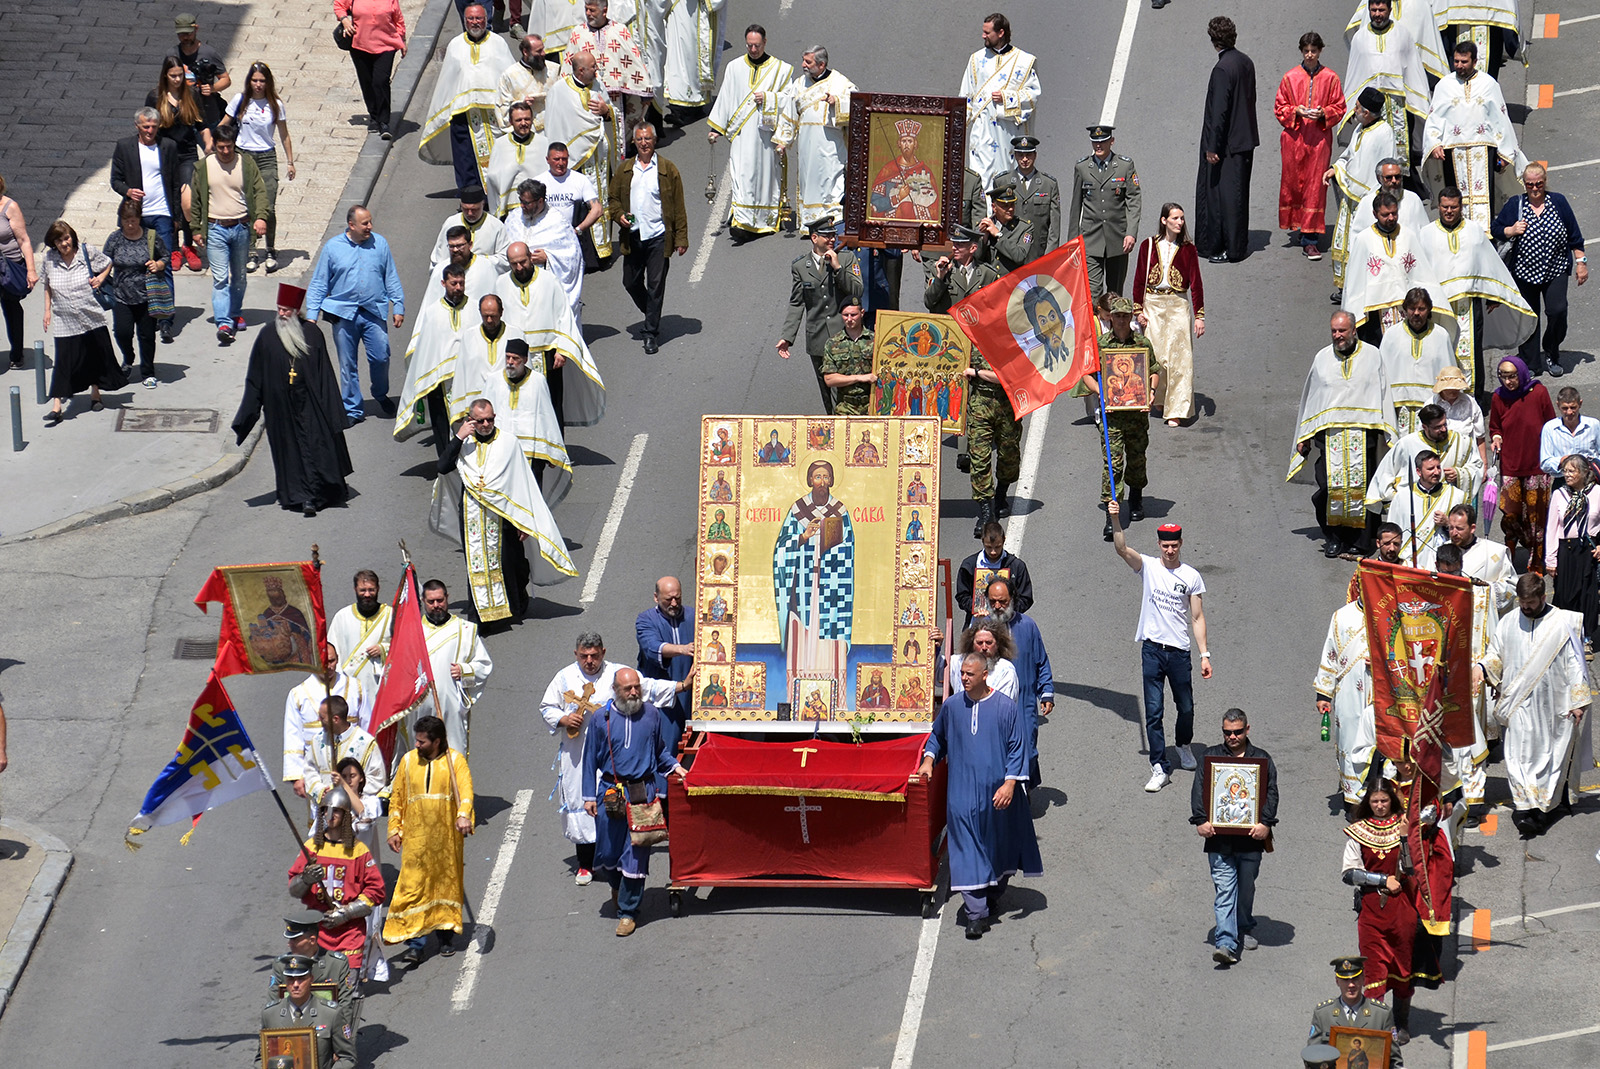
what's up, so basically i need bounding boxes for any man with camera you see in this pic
[174,13,231,131]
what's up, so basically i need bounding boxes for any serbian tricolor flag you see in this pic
[1357,559,1477,764]
[126,672,271,847]
[196,562,327,677]
[367,564,436,765]
[949,236,1100,418]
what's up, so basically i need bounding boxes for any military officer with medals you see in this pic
[777,217,865,414]
[1068,124,1142,300]
[977,184,1035,274]
[992,135,1060,260]
[261,954,357,1069]
[268,910,359,1033]
[1310,955,1404,1064]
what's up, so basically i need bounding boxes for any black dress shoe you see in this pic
[303,504,318,518]
[376,396,398,417]
[964,917,987,939]
[1207,253,1229,264]
[643,335,659,354]
[1103,515,1115,542]
[1329,290,1342,305]
[1323,540,1342,558]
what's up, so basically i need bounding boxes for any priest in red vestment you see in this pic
[1274,33,1345,257]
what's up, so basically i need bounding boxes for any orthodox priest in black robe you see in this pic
[1193,17,1259,263]
[232,283,353,516]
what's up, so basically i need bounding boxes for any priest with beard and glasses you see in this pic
[232,284,352,517]
[496,240,606,428]
[707,25,793,241]
[419,3,516,194]
[328,569,393,703]
[396,264,471,454]
[431,397,576,628]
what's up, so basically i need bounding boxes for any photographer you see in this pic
[173,13,231,131]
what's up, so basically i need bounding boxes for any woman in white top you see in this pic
[223,62,295,274]
[40,219,120,424]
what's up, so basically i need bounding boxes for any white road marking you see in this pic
[1487,1023,1600,1051]
[1558,12,1600,26]
[1553,83,1600,98]
[450,788,533,1012]
[895,1,1144,1063]
[1547,157,1600,172]
[779,0,795,13]
[1490,900,1600,926]
[689,163,733,286]
[580,433,649,604]
[1451,1036,1469,1069]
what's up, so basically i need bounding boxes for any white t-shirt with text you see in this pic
[1135,556,1204,649]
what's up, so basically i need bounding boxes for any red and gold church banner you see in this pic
[683,732,929,801]
[195,562,327,677]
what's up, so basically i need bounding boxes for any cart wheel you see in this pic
[921,892,937,919]
[669,890,684,917]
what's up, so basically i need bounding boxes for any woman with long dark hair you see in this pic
[1133,202,1205,426]
[224,62,296,273]
[146,55,213,271]
[1341,782,1418,1043]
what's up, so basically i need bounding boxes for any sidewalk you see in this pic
[0,820,73,1021]
[0,0,446,542]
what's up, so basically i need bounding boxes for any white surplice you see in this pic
[1417,217,1536,387]
[1421,69,1527,228]
[960,45,1041,188]
[707,54,794,234]
[428,212,512,275]
[327,603,394,700]
[1313,600,1378,804]
[543,74,616,258]
[302,723,387,809]
[395,295,469,441]
[1481,606,1595,812]
[449,324,513,422]
[411,613,493,756]
[1342,223,1453,336]
[1347,0,1449,78]
[495,266,606,426]
[660,0,725,108]
[504,204,585,325]
[483,132,550,218]
[1330,119,1398,288]
[775,68,856,226]
[1377,321,1463,436]
[282,672,368,782]
[481,367,572,503]
[419,32,517,170]
[1366,422,1483,505]
[1384,477,1469,567]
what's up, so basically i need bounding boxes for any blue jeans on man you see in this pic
[1142,640,1195,772]
[207,221,249,328]
[141,213,176,330]
[329,307,391,423]
[608,872,645,919]
[1207,850,1260,956]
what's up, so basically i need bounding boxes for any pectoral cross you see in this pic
[287,360,298,384]
[793,746,819,768]
[784,796,822,843]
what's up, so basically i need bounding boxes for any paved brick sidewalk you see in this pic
[0,0,426,277]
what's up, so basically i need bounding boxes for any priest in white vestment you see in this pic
[959,17,1041,188]
[284,663,369,789]
[396,266,471,445]
[484,102,549,218]
[563,0,653,140]
[430,399,577,627]
[1343,197,1453,339]
[1376,294,1464,435]
[1421,48,1526,228]
[428,188,511,274]
[544,52,618,259]
[301,699,387,807]
[327,574,394,702]
[774,47,855,227]
[1419,191,1535,391]
[419,6,517,193]
[1384,450,1470,566]
[413,581,494,755]
[1347,0,1449,78]
[449,295,517,423]
[707,30,793,237]
[1478,575,1594,835]
[530,0,583,56]
[1340,2,1431,161]
[504,180,586,326]
[481,338,572,503]
[1328,90,1397,292]
[498,34,554,129]
[1314,598,1378,812]
[497,242,606,426]
[1366,403,1483,504]
[421,232,502,311]
[1437,0,1521,74]
[660,0,724,111]
[540,639,683,879]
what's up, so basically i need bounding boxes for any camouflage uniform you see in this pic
[818,327,876,415]
[1095,328,1162,501]
[967,348,1022,499]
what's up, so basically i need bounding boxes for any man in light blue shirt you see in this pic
[306,204,406,426]
[1538,385,1600,474]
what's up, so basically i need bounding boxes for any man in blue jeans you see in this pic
[189,126,267,345]
[109,108,181,343]
[1189,709,1277,966]
[307,205,406,426]
[1108,501,1213,792]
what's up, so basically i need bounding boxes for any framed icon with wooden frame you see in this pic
[259,1026,317,1069]
[1201,755,1267,834]
[1099,344,1153,413]
[843,93,967,251]
[1328,1024,1392,1069]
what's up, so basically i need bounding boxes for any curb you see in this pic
[0,819,75,1022]
[8,0,458,546]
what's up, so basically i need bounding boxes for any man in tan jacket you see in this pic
[608,122,686,354]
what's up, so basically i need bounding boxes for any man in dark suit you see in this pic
[609,123,688,355]
[1195,16,1259,263]
[110,107,181,341]
[777,218,864,413]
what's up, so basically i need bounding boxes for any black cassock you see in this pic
[1194,46,1259,262]
[232,320,353,512]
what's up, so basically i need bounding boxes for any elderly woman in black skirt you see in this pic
[41,219,122,424]
[1545,453,1600,649]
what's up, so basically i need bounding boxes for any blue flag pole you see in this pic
[1098,373,1116,506]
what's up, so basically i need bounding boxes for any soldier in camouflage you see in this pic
[819,299,876,415]
[1083,295,1161,540]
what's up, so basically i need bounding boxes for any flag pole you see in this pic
[398,540,446,717]
[1097,369,1116,510]
[1407,461,1419,567]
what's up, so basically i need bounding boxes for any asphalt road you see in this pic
[2,0,1597,1065]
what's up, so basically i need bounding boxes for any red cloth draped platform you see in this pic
[667,733,947,893]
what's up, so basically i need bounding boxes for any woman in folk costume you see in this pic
[1487,355,1556,572]
[1133,202,1205,427]
[1380,761,1455,997]
[1340,782,1418,1043]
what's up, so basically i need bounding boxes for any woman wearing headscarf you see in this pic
[1545,454,1600,646]
[1488,355,1557,571]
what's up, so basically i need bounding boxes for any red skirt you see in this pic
[1358,888,1418,999]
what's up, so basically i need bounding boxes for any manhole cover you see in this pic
[173,637,219,660]
[117,409,220,433]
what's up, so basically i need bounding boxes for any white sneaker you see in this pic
[1144,767,1171,792]
[575,868,593,886]
[1177,747,1198,772]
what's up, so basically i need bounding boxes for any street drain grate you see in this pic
[174,637,219,660]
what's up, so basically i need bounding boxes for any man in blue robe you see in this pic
[985,577,1053,788]
[635,576,694,737]
[773,460,855,695]
[918,653,1043,939]
[581,668,687,937]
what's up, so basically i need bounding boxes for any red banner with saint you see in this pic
[195,562,327,677]
[367,564,436,765]
[948,235,1100,418]
[1357,559,1476,763]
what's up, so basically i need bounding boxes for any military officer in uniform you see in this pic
[1301,1044,1341,1069]
[262,954,357,1069]
[268,909,359,1033]
[1310,955,1404,1064]
[993,135,1060,260]
[1082,295,1162,539]
[977,184,1034,273]
[819,299,876,415]
[1067,124,1142,300]
[926,224,1017,536]
[777,217,865,414]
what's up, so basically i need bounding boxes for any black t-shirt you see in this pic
[143,90,206,161]
[176,43,228,129]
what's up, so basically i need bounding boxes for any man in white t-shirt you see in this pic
[1109,502,1213,792]
[532,142,602,270]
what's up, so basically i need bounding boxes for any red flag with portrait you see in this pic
[367,564,436,765]
[195,562,327,677]
[948,236,1100,418]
